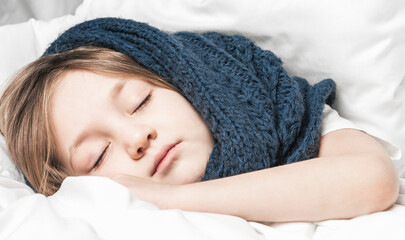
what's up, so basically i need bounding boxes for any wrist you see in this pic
[166,179,235,216]
[165,183,194,210]
[159,183,188,210]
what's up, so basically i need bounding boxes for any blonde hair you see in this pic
[0,46,177,196]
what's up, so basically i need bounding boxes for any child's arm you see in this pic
[114,129,399,222]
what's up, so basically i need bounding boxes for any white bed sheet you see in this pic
[1,176,405,240]
[0,0,83,26]
[1,0,405,239]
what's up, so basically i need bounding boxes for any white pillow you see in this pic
[1,0,404,182]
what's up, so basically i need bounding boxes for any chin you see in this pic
[183,172,204,184]
[170,174,202,185]
[165,163,206,184]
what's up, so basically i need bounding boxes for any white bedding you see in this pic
[1,176,405,239]
[1,0,405,239]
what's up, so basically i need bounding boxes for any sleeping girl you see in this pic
[0,17,399,223]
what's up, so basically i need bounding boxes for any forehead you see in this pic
[51,71,116,120]
[55,70,116,94]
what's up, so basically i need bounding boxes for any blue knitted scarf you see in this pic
[43,17,336,181]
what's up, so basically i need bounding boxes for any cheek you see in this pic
[175,145,210,184]
[171,103,211,137]
[93,150,143,179]
[177,159,207,184]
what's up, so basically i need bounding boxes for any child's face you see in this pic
[51,70,215,184]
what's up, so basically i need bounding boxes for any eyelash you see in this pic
[132,93,152,114]
[93,93,152,170]
[93,143,109,169]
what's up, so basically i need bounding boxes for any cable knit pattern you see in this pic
[44,17,336,181]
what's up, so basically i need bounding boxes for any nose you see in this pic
[124,124,157,160]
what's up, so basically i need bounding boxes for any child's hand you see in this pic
[112,174,178,209]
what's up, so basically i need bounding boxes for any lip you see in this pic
[153,141,180,176]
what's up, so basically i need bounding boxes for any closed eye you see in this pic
[132,93,152,114]
[93,144,109,169]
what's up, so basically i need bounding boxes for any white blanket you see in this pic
[1,176,405,239]
[1,0,405,239]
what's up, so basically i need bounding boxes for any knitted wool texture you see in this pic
[44,17,336,181]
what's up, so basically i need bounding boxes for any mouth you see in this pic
[152,141,181,176]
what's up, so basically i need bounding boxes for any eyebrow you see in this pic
[67,79,126,170]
